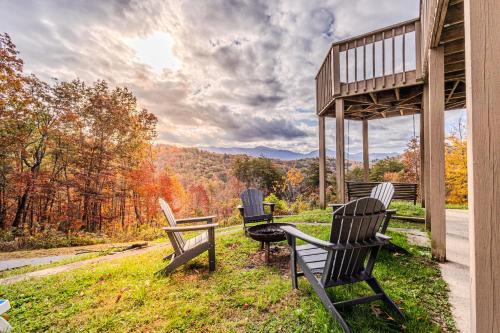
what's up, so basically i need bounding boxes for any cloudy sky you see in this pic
[0,0,465,155]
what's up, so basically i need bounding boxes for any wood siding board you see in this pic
[464,0,500,330]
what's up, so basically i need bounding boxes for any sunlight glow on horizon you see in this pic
[126,32,181,73]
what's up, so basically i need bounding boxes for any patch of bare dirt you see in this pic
[245,244,291,275]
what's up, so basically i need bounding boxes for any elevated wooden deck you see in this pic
[316,0,465,120]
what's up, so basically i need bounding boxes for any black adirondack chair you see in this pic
[282,197,404,333]
[238,188,275,232]
[330,182,396,234]
[370,182,396,233]
[157,198,218,275]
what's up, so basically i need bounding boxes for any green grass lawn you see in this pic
[445,203,468,210]
[1,224,456,332]
[278,202,427,231]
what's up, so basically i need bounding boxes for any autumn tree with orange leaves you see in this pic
[0,34,161,235]
[445,121,468,204]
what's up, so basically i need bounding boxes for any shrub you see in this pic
[290,195,309,214]
[264,193,289,215]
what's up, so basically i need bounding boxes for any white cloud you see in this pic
[125,32,181,72]
[0,0,465,154]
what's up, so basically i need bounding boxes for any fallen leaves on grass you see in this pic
[115,287,130,303]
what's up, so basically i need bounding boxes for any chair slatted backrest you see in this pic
[346,181,417,204]
[370,182,395,209]
[323,198,386,286]
[240,189,265,217]
[159,198,185,255]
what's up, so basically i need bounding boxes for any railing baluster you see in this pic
[415,21,422,80]
[382,31,386,88]
[321,63,324,107]
[392,28,395,86]
[372,34,375,86]
[346,43,349,85]
[332,44,340,95]
[354,39,358,92]
[402,25,406,83]
[326,53,329,100]
[363,37,366,91]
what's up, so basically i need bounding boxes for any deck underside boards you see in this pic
[319,77,465,120]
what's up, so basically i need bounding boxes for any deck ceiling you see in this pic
[440,0,465,109]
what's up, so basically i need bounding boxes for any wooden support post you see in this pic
[319,116,327,209]
[428,47,446,262]
[362,119,369,181]
[420,108,425,208]
[335,99,345,203]
[423,83,431,229]
[464,0,500,330]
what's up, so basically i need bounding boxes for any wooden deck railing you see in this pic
[316,18,421,114]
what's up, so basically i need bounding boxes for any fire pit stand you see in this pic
[246,223,295,264]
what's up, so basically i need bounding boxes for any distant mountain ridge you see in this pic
[200,146,398,161]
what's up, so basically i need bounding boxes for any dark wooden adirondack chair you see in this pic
[158,198,218,275]
[370,182,396,233]
[238,188,275,232]
[282,197,404,333]
[330,182,396,234]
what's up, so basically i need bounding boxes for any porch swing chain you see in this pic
[412,113,418,178]
[347,119,350,173]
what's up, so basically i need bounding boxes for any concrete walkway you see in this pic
[440,209,470,333]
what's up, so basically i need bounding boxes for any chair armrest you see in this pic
[379,210,396,234]
[375,233,392,242]
[176,215,216,224]
[163,223,218,232]
[281,226,334,250]
[263,202,275,214]
[237,205,245,217]
[328,203,345,209]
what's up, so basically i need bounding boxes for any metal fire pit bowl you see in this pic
[246,223,295,263]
